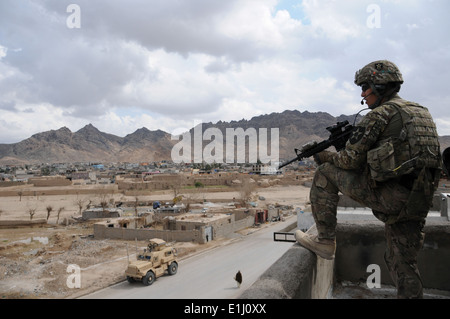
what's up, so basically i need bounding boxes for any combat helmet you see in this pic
[355,60,404,109]
[354,60,404,86]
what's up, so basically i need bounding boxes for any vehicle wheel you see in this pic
[142,271,155,286]
[127,276,136,283]
[168,262,178,275]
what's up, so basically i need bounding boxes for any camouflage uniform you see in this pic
[310,61,441,298]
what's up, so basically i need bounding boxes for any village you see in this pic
[0,160,315,298]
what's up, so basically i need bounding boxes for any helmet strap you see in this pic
[369,96,384,109]
[368,82,400,109]
[368,82,383,109]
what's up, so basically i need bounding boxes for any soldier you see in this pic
[295,60,442,299]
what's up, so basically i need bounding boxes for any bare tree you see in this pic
[75,198,86,215]
[28,208,36,221]
[98,187,110,212]
[182,187,202,212]
[18,190,23,202]
[237,177,256,207]
[46,205,53,221]
[170,175,183,199]
[133,195,139,218]
[99,199,108,212]
[56,207,64,224]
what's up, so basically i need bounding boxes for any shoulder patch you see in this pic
[349,126,366,145]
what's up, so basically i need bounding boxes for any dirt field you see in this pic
[0,183,311,299]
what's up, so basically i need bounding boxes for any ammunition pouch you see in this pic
[367,138,414,182]
[367,101,442,183]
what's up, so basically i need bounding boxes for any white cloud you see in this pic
[0,45,6,59]
[0,0,450,144]
[301,0,366,40]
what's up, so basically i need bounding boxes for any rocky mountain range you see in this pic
[0,124,174,165]
[0,110,449,165]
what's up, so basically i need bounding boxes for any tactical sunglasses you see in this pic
[361,83,371,92]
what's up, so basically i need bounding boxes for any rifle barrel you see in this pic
[278,157,299,169]
[278,122,354,169]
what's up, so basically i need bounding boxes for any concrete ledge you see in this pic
[240,219,450,299]
[239,244,317,299]
[240,225,334,299]
[335,220,450,291]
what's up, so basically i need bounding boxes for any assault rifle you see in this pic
[278,121,355,169]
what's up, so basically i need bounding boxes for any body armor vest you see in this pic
[367,98,441,182]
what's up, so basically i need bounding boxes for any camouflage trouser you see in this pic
[309,162,427,299]
[384,220,425,299]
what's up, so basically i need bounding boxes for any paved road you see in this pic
[83,216,296,299]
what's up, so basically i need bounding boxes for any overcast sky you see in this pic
[1,0,449,143]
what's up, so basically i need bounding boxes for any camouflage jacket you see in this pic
[330,94,441,178]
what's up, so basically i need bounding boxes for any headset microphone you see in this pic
[361,92,374,105]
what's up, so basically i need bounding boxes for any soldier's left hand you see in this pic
[313,151,335,165]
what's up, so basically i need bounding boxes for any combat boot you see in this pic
[295,230,336,260]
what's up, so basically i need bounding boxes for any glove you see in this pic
[313,151,335,165]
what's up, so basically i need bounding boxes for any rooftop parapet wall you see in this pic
[239,224,333,299]
[335,220,450,292]
[240,219,450,299]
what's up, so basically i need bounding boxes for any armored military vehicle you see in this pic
[125,238,178,286]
